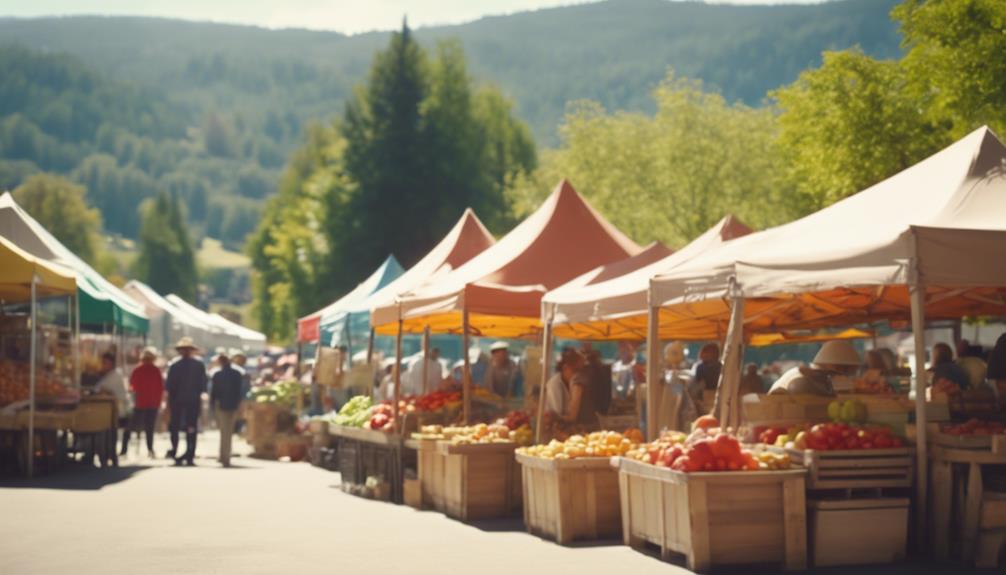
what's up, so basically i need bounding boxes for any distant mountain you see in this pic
[0,0,902,141]
[0,0,903,247]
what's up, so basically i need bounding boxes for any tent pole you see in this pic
[535,320,553,444]
[73,292,80,389]
[345,319,353,370]
[646,304,660,441]
[392,320,403,433]
[366,328,375,366]
[716,294,745,429]
[27,275,37,479]
[422,326,431,395]
[462,308,471,425]
[909,269,929,549]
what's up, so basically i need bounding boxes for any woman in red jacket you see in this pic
[130,347,165,458]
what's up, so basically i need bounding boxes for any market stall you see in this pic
[376,181,641,519]
[644,125,1006,557]
[0,235,78,477]
[0,192,149,374]
[309,210,494,500]
[165,294,241,353]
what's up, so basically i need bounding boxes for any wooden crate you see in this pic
[517,453,621,544]
[618,457,807,572]
[403,478,422,509]
[991,434,1005,456]
[808,498,909,566]
[408,438,447,512]
[437,441,521,521]
[783,447,913,490]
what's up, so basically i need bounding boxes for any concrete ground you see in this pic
[0,431,998,575]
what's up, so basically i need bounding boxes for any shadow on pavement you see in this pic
[0,463,149,490]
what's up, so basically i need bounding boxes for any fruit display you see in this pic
[411,390,462,412]
[627,428,792,473]
[827,399,867,424]
[790,422,904,451]
[517,429,641,460]
[930,377,961,398]
[250,379,308,409]
[0,361,70,406]
[494,410,530,431]
[940,418,1005,436]
[366,403,394,431]
[331,395,374,427]
[853,370,892,394]
[412,422,534,446]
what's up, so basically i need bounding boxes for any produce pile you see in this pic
[409,390,462,412]
[762,422,904,451]
[494,410,530,431]
[517,428,643,460]
[940,419,1005,436]
[331,395,373,427]
[626,418,791,472]
[412,422,534,446]
[250,380,307,409]
[827,399,867,423]
[0,362,69,406]
[367,403,394,431]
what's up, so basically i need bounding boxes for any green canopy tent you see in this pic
[0,193,148,335]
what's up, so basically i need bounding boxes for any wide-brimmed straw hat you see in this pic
[174,336,198,351]
[141,346,158,360]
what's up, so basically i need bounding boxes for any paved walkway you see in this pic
[0,432,998,574]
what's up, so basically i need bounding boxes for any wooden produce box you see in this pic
[742,394,831,426]
[437,440,521,521]
[618,458,807,572]
[403,478,422,509]
[808,498,909,566]
[408,438,447,512]
[275,434,309,461]
[993,434,1006,456]
[782,447,913,490]
[517,453,621,544]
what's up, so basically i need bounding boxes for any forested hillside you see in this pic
[0,0,902,250]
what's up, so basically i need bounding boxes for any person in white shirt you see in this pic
[544,348,587,422]
[95,352,131,455]
[405,347,444,396]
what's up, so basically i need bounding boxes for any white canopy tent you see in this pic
[164,294,242,353]
[123,280,214,353]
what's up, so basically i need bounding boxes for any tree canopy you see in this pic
[13,173,104,266]
[132,192,198,301]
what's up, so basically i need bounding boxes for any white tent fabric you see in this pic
[165,294,242,352]
[652,126,1006,309]
[209,312,267,354]
[123,280,214,352]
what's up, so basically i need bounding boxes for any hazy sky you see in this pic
[0,0,827,34]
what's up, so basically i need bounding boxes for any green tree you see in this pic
[507,72,789,247]
[339,21,430,279]
[132,191,198,300]
[13,173,103,264]
[771,49,942,210]
[894,0,1006,137]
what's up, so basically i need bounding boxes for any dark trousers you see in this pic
[129,408,158,452]
[168,403,199,462]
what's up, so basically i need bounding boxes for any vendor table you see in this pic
[517,453,621,544]
[617,457,807,573]
[930,445,1006,567]
[330,425,404,503]
[437,440,521,521]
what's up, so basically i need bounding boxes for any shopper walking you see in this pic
[129,347,164,458]
[166,337,207,466]
[95,352,131,458]
[210,351,243,467]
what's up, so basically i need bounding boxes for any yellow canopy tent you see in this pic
[0,234,76,478]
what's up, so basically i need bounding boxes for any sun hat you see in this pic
[174,336,198,350]
[811,340,861,368]
[490,341,509,352]
[141,346,158,360]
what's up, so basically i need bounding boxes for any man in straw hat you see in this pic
[210,349,243,467]
[128,346,164,458]
[166,337,207,466]
[769,340,861,396]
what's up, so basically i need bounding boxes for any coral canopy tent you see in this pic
[369,208,495,330]
[387,180,642,339]
[541,214,752,341]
